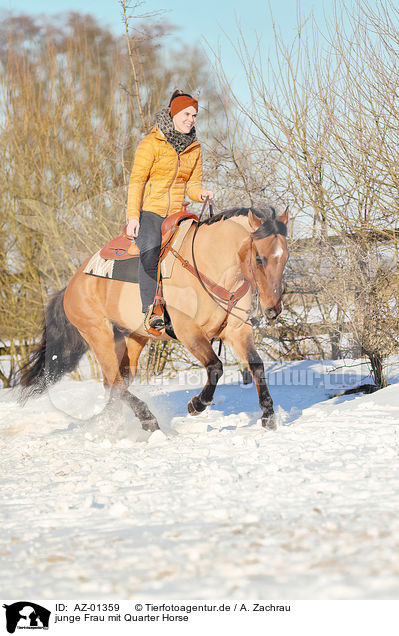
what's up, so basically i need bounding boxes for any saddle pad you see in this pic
[84,250,139,283]
[161,218,196,279]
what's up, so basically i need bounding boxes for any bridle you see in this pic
[188,199,274,336]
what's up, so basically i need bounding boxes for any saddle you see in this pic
[99,228,140,260]
[97,208,199,336]
[99,209,199,262]
[160,210,199,246]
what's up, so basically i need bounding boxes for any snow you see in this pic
[1,360,399,600]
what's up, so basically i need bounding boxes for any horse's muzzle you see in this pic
[265,307,279,321]
[264,298,283,321]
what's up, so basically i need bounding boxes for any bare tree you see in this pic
[0,11,219,385]
[211,0,399,387]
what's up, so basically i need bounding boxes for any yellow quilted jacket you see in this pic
[127,125,203,220]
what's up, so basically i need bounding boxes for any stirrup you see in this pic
[144,304,165,335]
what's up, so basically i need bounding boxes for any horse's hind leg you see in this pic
[223,326,275,429]
[115,331,148,383]
[124,334,148,381]
[78,323,159,431]
[114,332,131,382]
[175,322,223,415]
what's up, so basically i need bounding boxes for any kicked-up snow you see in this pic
[1,360,399,600]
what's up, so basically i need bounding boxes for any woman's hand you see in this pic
[126,218,140,238]
[200,190,214,201]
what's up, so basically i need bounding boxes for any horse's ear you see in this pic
[278,206,289,225]
[248,209,262,231]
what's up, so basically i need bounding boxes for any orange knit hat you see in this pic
[170,94,198,118]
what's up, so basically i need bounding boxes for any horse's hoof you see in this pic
[262,414,277,430]
[187,396,206,416]
[187,398,200,415]
[142,418,160,432]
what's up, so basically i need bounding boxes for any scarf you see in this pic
[156,108,197,155]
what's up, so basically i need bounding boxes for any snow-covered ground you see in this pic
[1,359,399,600]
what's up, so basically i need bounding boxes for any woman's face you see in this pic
[172,105,197,134]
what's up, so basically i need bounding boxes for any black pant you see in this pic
[135,210,164,313]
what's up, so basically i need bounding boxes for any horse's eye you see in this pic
[256,256,264,266]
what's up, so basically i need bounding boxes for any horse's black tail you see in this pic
[17,288,89,401]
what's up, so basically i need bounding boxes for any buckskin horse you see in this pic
[19,206,288,431]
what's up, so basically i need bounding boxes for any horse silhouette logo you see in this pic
[3,602,51,633]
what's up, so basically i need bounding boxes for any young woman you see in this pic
[126,90,213,333]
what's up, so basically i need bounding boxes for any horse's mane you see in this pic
[199,206,287,238]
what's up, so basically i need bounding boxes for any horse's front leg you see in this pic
[174,321,223,415]
[247,348,276,429]
[187,354,223,415]
[223,325,276,429]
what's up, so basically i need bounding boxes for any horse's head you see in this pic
[239,207,289,321]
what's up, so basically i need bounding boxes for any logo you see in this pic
[2,603,51,633]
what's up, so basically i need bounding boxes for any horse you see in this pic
[18,206,288,431]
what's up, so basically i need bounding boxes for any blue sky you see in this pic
[3,0,332,100]
[4,0,327,39]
